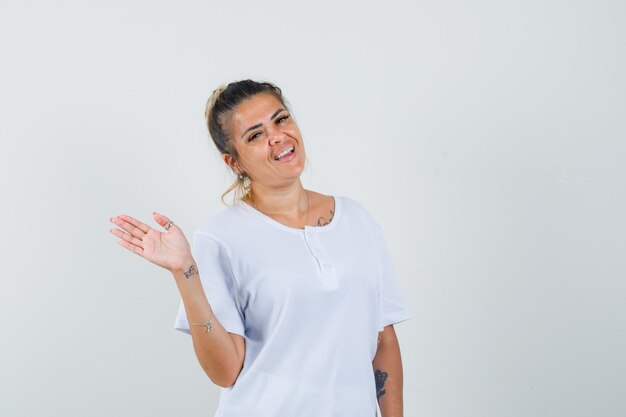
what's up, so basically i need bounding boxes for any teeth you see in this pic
[275,146,294,160]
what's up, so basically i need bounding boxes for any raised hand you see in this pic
[109,212,192,273]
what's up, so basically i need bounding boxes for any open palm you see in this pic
[109,212,192,272]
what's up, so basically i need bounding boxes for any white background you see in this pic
[1,0,624,416]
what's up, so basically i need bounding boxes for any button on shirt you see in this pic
[174,196,411,417]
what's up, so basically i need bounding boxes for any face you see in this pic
[225,93,306,188]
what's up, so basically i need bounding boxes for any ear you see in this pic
[223,154,240,174]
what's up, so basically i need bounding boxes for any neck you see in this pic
[248,180,308,216]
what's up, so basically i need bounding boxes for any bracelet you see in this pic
[191,313,214,333]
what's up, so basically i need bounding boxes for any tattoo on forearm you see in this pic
[375,369,388,400]
[317,209,335,226]
[183,264,197,279]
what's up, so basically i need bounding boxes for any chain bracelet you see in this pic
[191,314,214,333]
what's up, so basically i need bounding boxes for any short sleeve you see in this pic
[371,221,412,332]
[173,231,245,337]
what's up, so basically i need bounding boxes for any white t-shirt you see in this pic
[173,195,411,417]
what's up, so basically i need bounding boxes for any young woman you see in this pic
[109,80,411,417]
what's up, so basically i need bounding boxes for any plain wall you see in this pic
[1,0,624,416]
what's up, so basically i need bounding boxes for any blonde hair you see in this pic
[204,80,288,206]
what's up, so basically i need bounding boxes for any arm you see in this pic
[108,213,245,387]
[372,324,404,417]
[173,259,245,388]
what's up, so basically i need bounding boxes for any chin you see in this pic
[277,168,305,184]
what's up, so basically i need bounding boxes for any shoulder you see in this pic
[192,203,248,242]
[336,195,379,223]
[337,195,367,213]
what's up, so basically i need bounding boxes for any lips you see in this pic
[273,145,295,160]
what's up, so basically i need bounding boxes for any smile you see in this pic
[274,146,295,160]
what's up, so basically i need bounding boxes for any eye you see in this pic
[277,114,290,124]
[247,131,262,142]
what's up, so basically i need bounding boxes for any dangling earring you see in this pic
[237,171,250,191]
[242,174,251,192]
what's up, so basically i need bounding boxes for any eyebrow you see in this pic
[270,108,286,120]
[240,108,287,139]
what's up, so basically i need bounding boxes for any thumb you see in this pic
[153,211,174,231]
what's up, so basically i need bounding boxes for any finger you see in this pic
[153,212,175,231]
[110,216,147,239]
[110,227,144,249]
[117,214,150,234]
[117,238,144,256]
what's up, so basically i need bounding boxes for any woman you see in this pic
[109,80,411,417]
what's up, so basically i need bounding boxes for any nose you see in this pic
[267,125,285,145]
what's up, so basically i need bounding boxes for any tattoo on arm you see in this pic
[317,209,335,226]
[183,264,197,279]
[375,369,388,400]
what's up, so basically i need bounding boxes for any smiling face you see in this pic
[225,92,306,189]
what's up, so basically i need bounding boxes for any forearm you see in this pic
[173,259,243,387]
[372,326,404,417]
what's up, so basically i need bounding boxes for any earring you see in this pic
[238,172,251,191]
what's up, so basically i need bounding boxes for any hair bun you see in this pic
[205,84,228,120]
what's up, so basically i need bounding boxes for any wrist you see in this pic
[171,257,197,277]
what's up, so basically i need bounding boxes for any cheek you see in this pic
[244,147,270,165]
[287,125,303,140]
